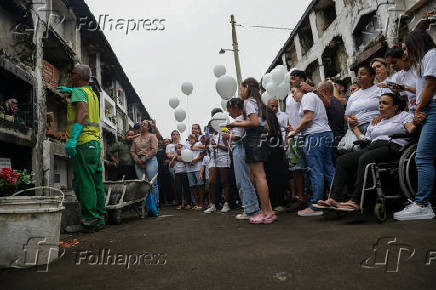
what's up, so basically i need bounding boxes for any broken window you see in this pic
[353,11,381,51]
[0,66,33,128]
[299,17,314,56]
[315,0,337,37]
[305,60,321,86]
[321,36,348,78]
[285,42,298,69]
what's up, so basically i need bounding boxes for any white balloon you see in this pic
[271,68,285,83]
[177,123,186,133]
[181,82,193,95]
[216,75,237,100]
[262,73,272,89]
[275,65,286,74]
[210,112,228,132]
[284,71,290,84]
[174,109,186,122]
[181,149,193,162]
[169,97,180,109]
[277,82,290,100]
[266,81,278,97]
[261,92,273,105]
[213,65,226,78]
[221,99,228,111]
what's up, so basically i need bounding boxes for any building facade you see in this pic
[268,0,436,85]
[0,0,150,195]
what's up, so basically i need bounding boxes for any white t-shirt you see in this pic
[298,92,331,136]
[416,48,436,105]
[186,141,203,173]
[209,133,231,168]
[276,110,289,143]
[365,111,413,147]
[165,143,186,174]
[345,85,391,125]
[244,97,266,127]
[391,69,417,112]
[231,115,245,139]
[201,155,210,180]
[285,93,302,129]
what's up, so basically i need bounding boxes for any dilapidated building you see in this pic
[0,0,150,195]
[268,0,436,86]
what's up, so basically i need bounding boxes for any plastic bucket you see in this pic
[0,187,64,269]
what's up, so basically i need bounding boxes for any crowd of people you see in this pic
[108,30,436,225]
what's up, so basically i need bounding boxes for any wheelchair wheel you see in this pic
[374,202,387,223]
[398,144,417,199]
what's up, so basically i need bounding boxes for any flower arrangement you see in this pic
[0,168,34,195]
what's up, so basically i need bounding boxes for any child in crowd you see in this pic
[186,134,205,210]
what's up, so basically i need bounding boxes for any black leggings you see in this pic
[331,140,402,203]
[175,173,191,204]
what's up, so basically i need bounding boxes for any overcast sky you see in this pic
[86,0,312,139]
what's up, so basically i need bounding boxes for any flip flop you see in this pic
[313,200,332,209]
[333,202,360,212]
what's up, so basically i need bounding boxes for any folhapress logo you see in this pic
[361,237,415,272]
[11,237,65,272]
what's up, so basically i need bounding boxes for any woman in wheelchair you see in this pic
[316,93,416,211]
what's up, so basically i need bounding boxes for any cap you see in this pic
[134,122,141,130]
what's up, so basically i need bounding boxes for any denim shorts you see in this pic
[187,171,204,187]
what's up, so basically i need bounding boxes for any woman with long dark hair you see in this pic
[394,31,436,221]
[227,77,276,224]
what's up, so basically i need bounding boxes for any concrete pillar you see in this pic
[31,9,47,189]
[294,35,303,62]
[96,52,102,85]
[318,56,325,81]
[309,11,319,43]
[281,54,287,68]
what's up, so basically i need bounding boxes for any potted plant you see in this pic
[0,168,34,196]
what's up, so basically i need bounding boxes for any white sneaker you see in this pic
[393,202,435,221]
[204,204,216,214]
[221,202,230,213]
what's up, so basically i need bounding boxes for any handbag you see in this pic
[337,128,359,152]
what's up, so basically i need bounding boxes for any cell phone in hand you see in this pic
[387,82,404,90]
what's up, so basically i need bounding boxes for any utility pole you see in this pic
[230,14,242,98]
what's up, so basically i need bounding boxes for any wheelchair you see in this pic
[356,134,419,222]
[327,134,419,222]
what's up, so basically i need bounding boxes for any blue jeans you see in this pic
[232,142,259,214]
[135,156,159,204]
[303,131,336,209]
[415,101,436,205]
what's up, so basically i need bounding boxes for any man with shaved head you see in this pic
[317,81,345,145]
[58,64,106,232]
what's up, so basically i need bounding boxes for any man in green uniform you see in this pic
[59,64,105,232]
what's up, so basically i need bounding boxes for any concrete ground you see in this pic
[2,207,436,290]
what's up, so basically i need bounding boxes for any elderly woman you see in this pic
[345,65,392,139]
[288,82,335,217]
[131,120,159,206]
[317,93,416,211]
